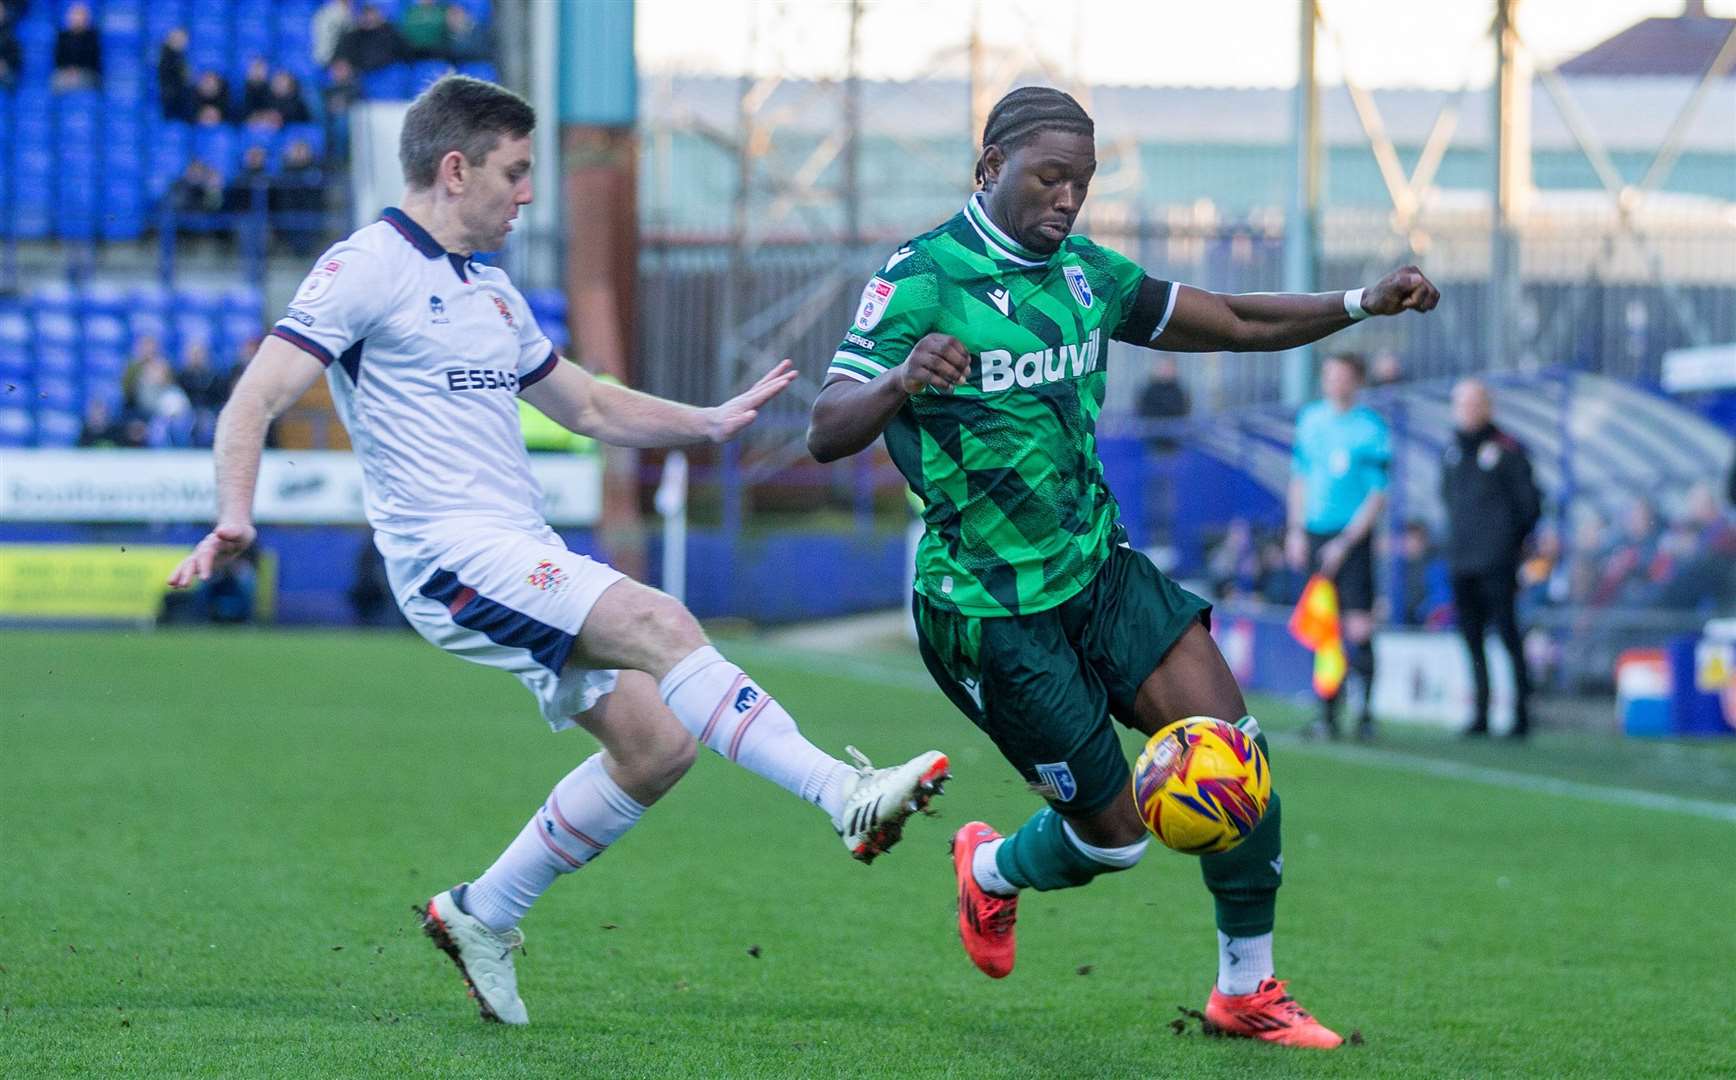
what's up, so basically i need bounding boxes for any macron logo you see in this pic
[987,288,1011,317]
[883,246,915,272]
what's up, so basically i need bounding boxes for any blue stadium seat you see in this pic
[36,408,83,447]
[0,407,33,447]
[458,62,499,84]
[129,310,170,345]
[411,60,454,95]
[278,122,324,159]
[35,375,80,413]
[101,0,147,37]
[80,284,131,317]
[192,125,240,178]
[82,378,125,414]
[220,284,264,314]
[174,312,217,355]
[83,345,129,378]
[220,311,260,356]
[0,313,32,380]
[35,341,80,380]
[361,64,412,101]
[145,3,187,46]
[35,307,80,342]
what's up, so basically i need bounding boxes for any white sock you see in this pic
[1217,930,1275,995]
[658,645,852,818]
[971,837,1018,897]
[462,754,646,933]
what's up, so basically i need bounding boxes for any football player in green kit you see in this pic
[807,87,1438,1048]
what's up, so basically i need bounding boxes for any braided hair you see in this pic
[974,86,1095,188]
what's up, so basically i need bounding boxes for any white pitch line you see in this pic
[1278,741,1736,826]
[729,639,1736,827]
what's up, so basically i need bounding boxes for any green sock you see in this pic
[1198,728,1282,937]
[995,807,1119,892]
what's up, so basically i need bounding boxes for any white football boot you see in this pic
[418,888,529,1025]
[833,746,950,863]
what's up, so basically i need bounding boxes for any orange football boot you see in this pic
[950,822,1018,979]
[1205,978,1344,1049]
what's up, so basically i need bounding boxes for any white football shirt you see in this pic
[271,208,559,567]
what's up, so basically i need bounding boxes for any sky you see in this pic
[635,0,1736,89]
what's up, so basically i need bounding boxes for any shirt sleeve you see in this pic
[1072,238,1178,346]
[271,243,390,366]
[827,253,935,384]
[498,283,557,387]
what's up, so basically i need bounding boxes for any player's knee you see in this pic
[614,729,697,801]
[641,594,707,660]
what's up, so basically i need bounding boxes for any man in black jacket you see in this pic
[1441,378,1542,737]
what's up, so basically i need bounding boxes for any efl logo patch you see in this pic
[295,258,343,302]
[1032,761,1079,802]
[526,560,566,592]
[854,277,897,333]
[1063,266,1093,309]
[493,295,517,329]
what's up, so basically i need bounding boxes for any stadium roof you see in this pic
[1558,1,1736,78]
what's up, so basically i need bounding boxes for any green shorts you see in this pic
[913,545,1212,817]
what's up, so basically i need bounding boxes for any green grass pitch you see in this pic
[4,628,1735,1078]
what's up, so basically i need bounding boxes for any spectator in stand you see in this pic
[1728,446,1736,507]
[270,138,325,255]
[322,58,361,160]
[264,70,313,126]
[1565,509,1607,606]
[1369,349,1404,388]
[1136,354,1190,452]
[177,341,226,413]
[1654,482,1736,611]
[120,335,166,401]
[78,398,129,447]
[335,3,405,74]
[190,70,233,123]
[1257,533,1306,606]
[125,355,192,429]
[399,0,447,60]
[223,145,272,215]
[443,3,491,64]
[1595,497,1664,607]
[157,27,193,120]
[1206,517,1259,601]
[1516,522,1562,614]
[0,3,22,92]
[1395,519,1452,628]
[239,57,273,122]
[168,158,224,226]
[311,0,354,67]
[51,1,101,91]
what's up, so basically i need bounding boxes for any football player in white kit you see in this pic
[168,76,949,1026]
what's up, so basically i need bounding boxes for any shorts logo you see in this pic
[493,296,517,330]
[854,277,897,333]
[526,560,567,592]
[733,684,761,713]
[1032,761,1078,802]
[1064,266,1093,309]
[295,258,343,301]
[430,295,449,324]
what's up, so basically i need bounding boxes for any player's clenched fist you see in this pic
[896,333,970,394]
[1362,265,1440,316]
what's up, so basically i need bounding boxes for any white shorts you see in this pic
[394,526,627,732]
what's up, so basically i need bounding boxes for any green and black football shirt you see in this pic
[829,193,1179,618]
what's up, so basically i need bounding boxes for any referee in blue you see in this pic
[1286,352,1390,740]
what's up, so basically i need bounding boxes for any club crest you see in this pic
[1063,266,1093,309]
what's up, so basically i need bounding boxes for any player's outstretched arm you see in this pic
[167,336,326,588]
[807,333,969,462]
[1156,266,1439,353]
[521,357,796,448]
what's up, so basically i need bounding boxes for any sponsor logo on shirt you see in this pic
[283,307,315,327]
[444,368,521,392]
[492,295,517,330]
[844,331,875,350]
[854,277,896,333]
[977,328,1102,393]
[526,559,567,592]
[295,258,343,302]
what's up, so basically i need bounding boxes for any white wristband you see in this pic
[1343,288,1369,321]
